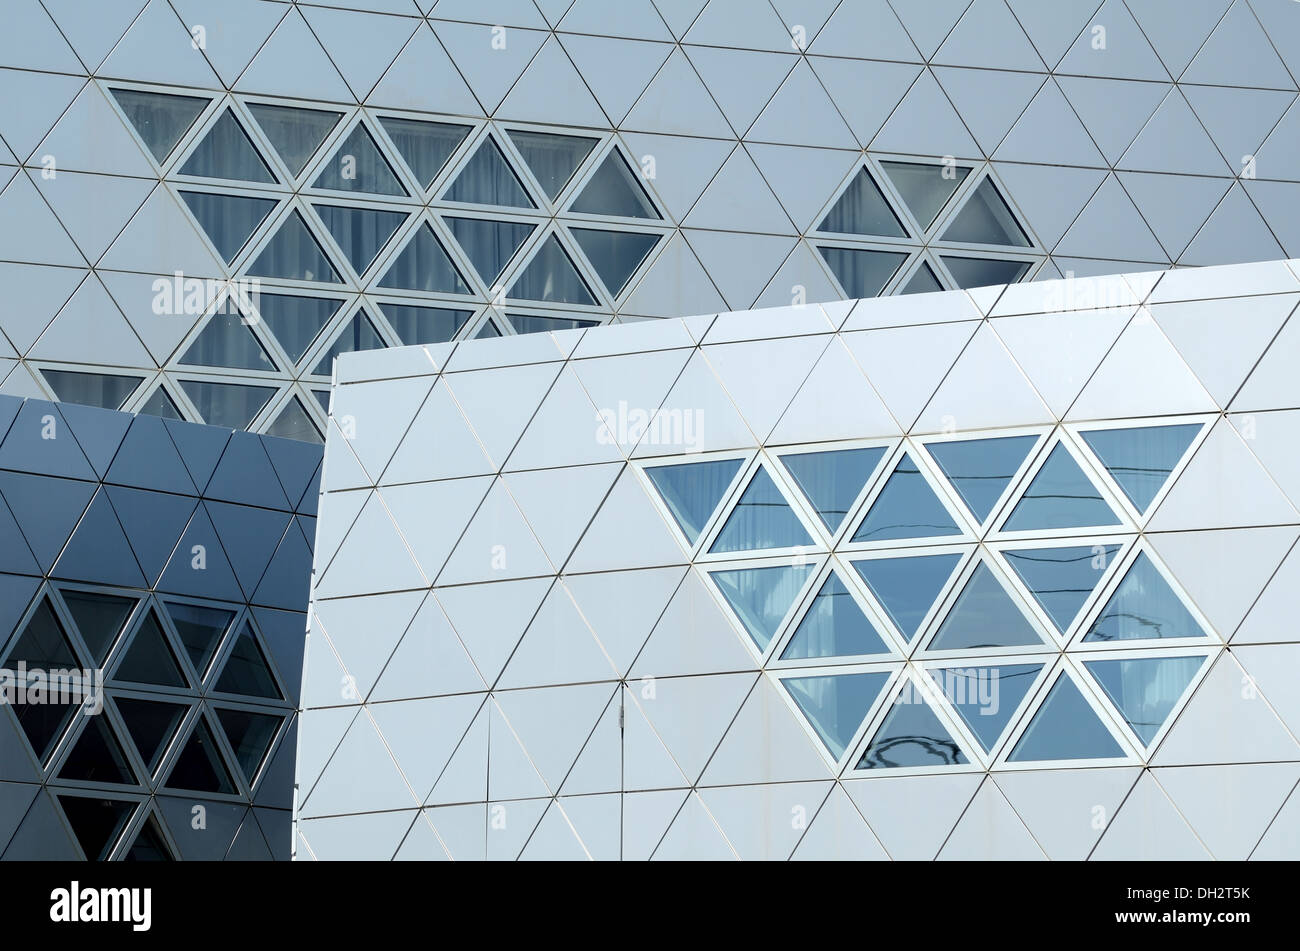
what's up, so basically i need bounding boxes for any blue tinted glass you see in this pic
[314,205,406,276]
[880,161,969,230]
[137,387,181,420]
[178,380,276,430]
[254,293,341,364]
[111,88,208,161]
[313,311,386,376]
[941,178,1030,247]
[941,256,1031,289]
[41,370,141,410]
[781,572,891,659]
[380,117,469,190]
[1084,552,1207,642]
[710,466,813,553]
[1008,673,1124,761]
[508,314,598,334]
[569,151,658,219]
[115,696,188,774]
[312,124,407,196]
[380,303,471,345]
[179,191,276,263]
[508,234,595,305]
[1085,655,1205,746]
[247,102,340,177]
[62,590,135,664]
[781,446,885,534]
[114,610,187,688]
[215,707,282,782]
[927,434,1038,523]
[853,553,961,642]
[856,687,968,769]
[164,716,236,794]
[445,136,534,208]
[264,398,321,443]
[1081,424,1202,513]
[179,109,276,183]
[1003,444,1121,532]
[902,262,943,294]
[927,563,1045,651]
[474,320,502,338]
[5,597,76,669]
[783,672,891,759]
[570,228,659,296]
[709,563,815,652]
[819,246,908,298]
[58,715,135,784]
[445,216,535,286]
[247,210,342,283]
[819,168,906,237]
[1004,544,1120,634]
[930,663,1042,752]
[508,130,597,201]
[852,453,961,542]
[181,313,276,371]
[214,622,281,699]
[378,224,471,294]
[645,458,743,545]
[165,601,234,677]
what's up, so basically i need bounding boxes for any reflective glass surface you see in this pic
[880,160,969,230]
[164,716,236,794]
[1008,673,1124,761]
[164,601,234,677]
[115,696,188,774]
[780,446,885,534]
[926,563,1045,651]
[819,246,909,298]
[1084,552,1208,642]
[314,204,406,276]
[179,191,276,263]
[40,371,141,411]
[5,597,77,669]
[180,313,276,371]
[569,151,659,219]
[507,314,598,334]
[255,293,341,364]
[941,255,1031,289]
[58,795,135,860]
[264,398,321,443]
[930,662,1042,752]
[179,109,276,183]
[1085,655,1205,746]
[57,716,135,784]
[137,388,182,421]
[927,434,1038,524]
[941,178,1030,246]
[214,623,281,699]
[508,234,595,305]
[312,123,407,196]
[818,168,907,237]
[1081,424,1202,514]
[508,130,597,201]
[111,88,208,162]
[444,136,534,208]
[380,116,470,190]
[247,210,342,283]
[709,466,813,553]
[179,380,277,430]
[445,216,535,287]
[783,671,891,759]
[312,312,386,377]
[569,228,659,296]
[856,690,968,769]
[62,590,135,664]
[901,262,943,294]
[781,572,891,659]
[1002,444,1121,532]
[1004,543,1121,634]
[853,553,961,642]
[215,707,281,783]
[645,458,743,545]
[114,610,186,688]
[709,563,816,652]
[247,102,341,178]
[377,224,471,294]
[380,303,471,345]
[852,453,961,542]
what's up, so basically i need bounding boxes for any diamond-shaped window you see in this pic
[709,466,813,554]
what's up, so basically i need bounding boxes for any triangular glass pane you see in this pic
[179,109,276,183]
[709,563,816,653]
[645,458,744,545]
[856,686,968,769]
[783,672,892,759]
[215,707,282,784]
[163,601,234,679]
[312,311,386,376]
[819,246,909,298]
[927,563,1046,651]
[570,228,659,296]
[379,303,472,345]
[818,167,907,237]
[853,553,961,643]
[1002,444,1121,532]
[941,256,1031,289]
[781,572,891,659]
[852,453,962,543]
[902,262,943,294]
[780,446,886,534]
[312,123,407,197]
[1008,673,1124,762]
[181,313,277,371]
[42,370,141,410]
[246,210,342,283]
[1084,655,1205,746]
[5,596,78,670]
[111,88,208,162]
[930,663,1042,753]
[508,234,596,305]
[569,151,659,219]
[475,319,502,338]
[311,389,331,413]
[57,716,136,785]
[62,590,135,665]
[57,795,135,860]
[1083,552,1208,643]
[179,191,277,264]
[928,434,1038,524]
[254,293,341,364]
[508,129,597,201]
[114,610,187,688]
[313,204,407,276]
[163,716,237,794]
[941,177,1030,246]
[1004,544,1122,635]
[709,466,814,554]
[880,160,969,230]
[214,622,282,699]
[1081,423,1202,514]
[114,697,188,774]
[508,314,598,334]
[13,696,80,764]
[247,102,341,178]
[179,380,276,430]
[378,223,471,294]
[123,816,174,861]
[138,387,182,421]
[380,116,470,191]
[445,216,535,287]
[444,136,534,208]
[264,397,322,443]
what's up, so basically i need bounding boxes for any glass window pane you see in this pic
[41,369,141,410]
[114,610,187,688]
[508,129,597,201]
[1085,655,1205,746]
[313,204,406,276]
[474,319,502,338]
[163,601,234,677]
[1080,424,1202,514]
[253,293,341,364]
[115,696,188,774]
[856,687,968,769]
[780,446,885,534]
[215,707,282,783]
[444,136,534,208]
[941,255,1031,289]
[1083,552,1207,642]
[1008,673,1124,762]
[926,563,1045,651]
[138,387,182,420]
[57,795,135,860]
[179,191,277,263]
[508,234,596,305]
[311,389,331,413]
[709,466,813,553]
[569,151,659,219]
[62,590,135,665]
[57,716,136,784]
[5,596,77,669]
[645,458,743,545]
[379,303,471,345]
[179,380,277,430]
[880,160,969,230]
[927,434,1038,524]
[818,246,909,298]
[852,453,961,542]
[853,553,961,643]
[1004,543,1121,634]
[445,216,534,286]
[247,210,342,283]
[312,123,407,196]
[569,227,659,296]
[247,102,341,177]
[180,313,277,371]
[942,177,1030,246]
[783,671,891,759]
[1002,444,1121,532]
[14,695,80,764]
[123,816,174,861]
[930,663,1042,752]
[164,716,236,794]
[378,224,471,294]
[507,314,598,334]
[380,116,470,190]
[111,88,208,162]
[179,109,276,183]
[263,397,322,443]
[818,167,907,237]
[902,261,943,294]
[214,622,281,699]
[781,572,891,659]
[709,563,815,652]
[313,311,386,376]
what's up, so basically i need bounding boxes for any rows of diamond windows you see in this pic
[640,419,1212,774]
